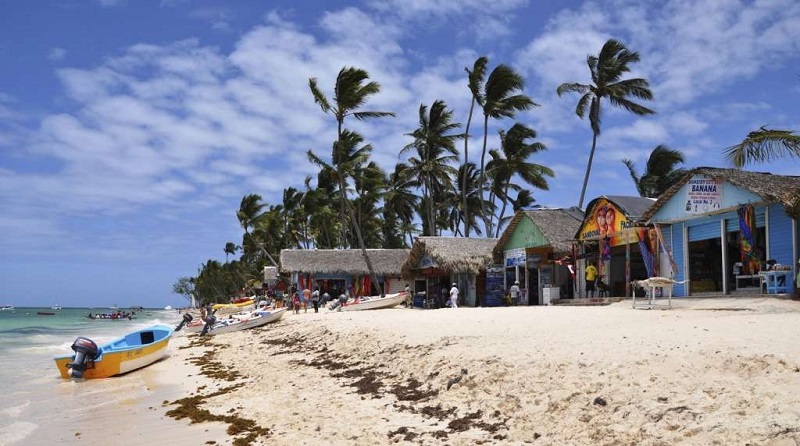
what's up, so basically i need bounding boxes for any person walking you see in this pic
[311,287,320,313]
[585,262,598,298]
[509,281,521,306]
[448,282,459,309]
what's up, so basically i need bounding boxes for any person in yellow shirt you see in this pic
[585,263,598,297]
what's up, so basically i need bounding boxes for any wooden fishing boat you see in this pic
[37,311,56,316]
[193,308,286,336]
[340,292,406,312]
[54,325,172,379]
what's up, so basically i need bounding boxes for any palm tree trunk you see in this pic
[578,131,599,209]
[344,198,384,296]
[462,98,475,237]
[479,113,493,236]
[427,172,436,236]
[495,183,510,238]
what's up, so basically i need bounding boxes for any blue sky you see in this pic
[1,0,798,308]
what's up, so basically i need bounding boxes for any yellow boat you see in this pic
[212,299,254,310]
[54,325,172,379]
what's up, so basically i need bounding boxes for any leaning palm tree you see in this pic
[237,194,266,235]
[477,63,538,235]
[622,144,686,198]
[462,57,488,237]
[723,126,800,168]
[224,242,238,263]
[486,123,554,237]
[557,38,655,209]
[400,100,463,236]
[309,66,394,296]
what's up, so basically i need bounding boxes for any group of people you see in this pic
[404,283,460,309]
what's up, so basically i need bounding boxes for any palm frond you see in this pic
[723,127,800,168]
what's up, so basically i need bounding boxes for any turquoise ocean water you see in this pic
[0,307,182,445]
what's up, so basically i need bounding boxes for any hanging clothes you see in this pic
[738,204,759,274]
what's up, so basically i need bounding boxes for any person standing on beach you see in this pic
[302,287,311,313]
[509,281,520,305]
[404,284,412,307]
[292,292,301,314]
[311,287,320,313]
[585,262,598,297]
[448,283,459,308]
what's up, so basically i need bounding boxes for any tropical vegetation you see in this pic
[622,145,686,198]
[724,127,800,168]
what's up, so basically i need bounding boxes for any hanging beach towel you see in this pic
[638,230,656,278]
[738,204,758,274]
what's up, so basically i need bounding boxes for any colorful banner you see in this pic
[738,204,759,274]
[685,177,723,214]
[578,198,635,245]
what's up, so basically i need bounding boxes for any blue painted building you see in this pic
[642,168,800,296]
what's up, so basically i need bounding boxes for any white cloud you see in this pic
[48,48,67,61]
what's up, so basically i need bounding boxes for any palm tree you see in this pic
[237,194,266,235]
[622,144,686,198]
[462,57,488,237]
[383,163,419,247]
[557,38,655,209]
[224,242,238,263]
[477,63,538,235]
[400,100,462,236]
[309,66,394,296]
[723,126,800,168]
[449,162,486,237]
[486,123,554,237]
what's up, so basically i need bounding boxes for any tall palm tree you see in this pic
[309,66,394,296]
[224,242,238,263]
[237,194,266,235]
[462,57,488,237]
[400,100,462,236]
[477,63,538,235]
[622,144,686,198]
[723,126,800,168]
[557,38,655,209]
[383,163,419,247]
[449,162,486,237]
[486,123,554,237]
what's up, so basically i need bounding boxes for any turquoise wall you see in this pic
[503,217,549,251]
[651,174,762,223]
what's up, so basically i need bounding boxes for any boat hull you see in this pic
[53,325,172,379]
[200,308,286,336]
[340,292,406,311]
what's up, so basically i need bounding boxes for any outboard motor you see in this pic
[66,337,99,379]
[174,313,193,331]
[199,314,216,336]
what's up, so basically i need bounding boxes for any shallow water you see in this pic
[0,307,181,446]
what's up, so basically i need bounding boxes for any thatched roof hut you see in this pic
[280,249,410,276]
[493,208,584,261]
[401,237,499,279]
[641,167,800,221]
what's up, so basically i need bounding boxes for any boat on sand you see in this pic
[336,292,407,312]
[54,325,172,379]
[190,308,287,336]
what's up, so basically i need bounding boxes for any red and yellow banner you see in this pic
[578,199,636,246]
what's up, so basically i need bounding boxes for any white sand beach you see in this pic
[158,297,800,445]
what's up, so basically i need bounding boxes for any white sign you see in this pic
[685,177,723,214]
[505,248,525,267]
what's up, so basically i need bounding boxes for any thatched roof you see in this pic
[401,236,499,278]
[280,249,409,275]
[493,208,584,260]
[641,167,800,221]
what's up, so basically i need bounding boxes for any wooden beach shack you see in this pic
[279,249,410,298]
[401,236,498,307]
[641,167,800,297]
[575,196,656,298]
[493,207,584,305]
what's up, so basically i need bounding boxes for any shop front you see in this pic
[401,236,498,307]
[494,208,584,304]
[642,168,800,296]
[576,196,656,298]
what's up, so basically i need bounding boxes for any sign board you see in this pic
[263,266,278,283]
[419,256,438,268]
[685,177,723,214]
[578,198,637,245]
[505,248,526,267]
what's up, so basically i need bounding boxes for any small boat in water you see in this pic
[188,308,287,336]
[334,292,407,312]
[0,305,14,311]
[37,311,56,316]
[54,325,173,379]
[51,304,62,310]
